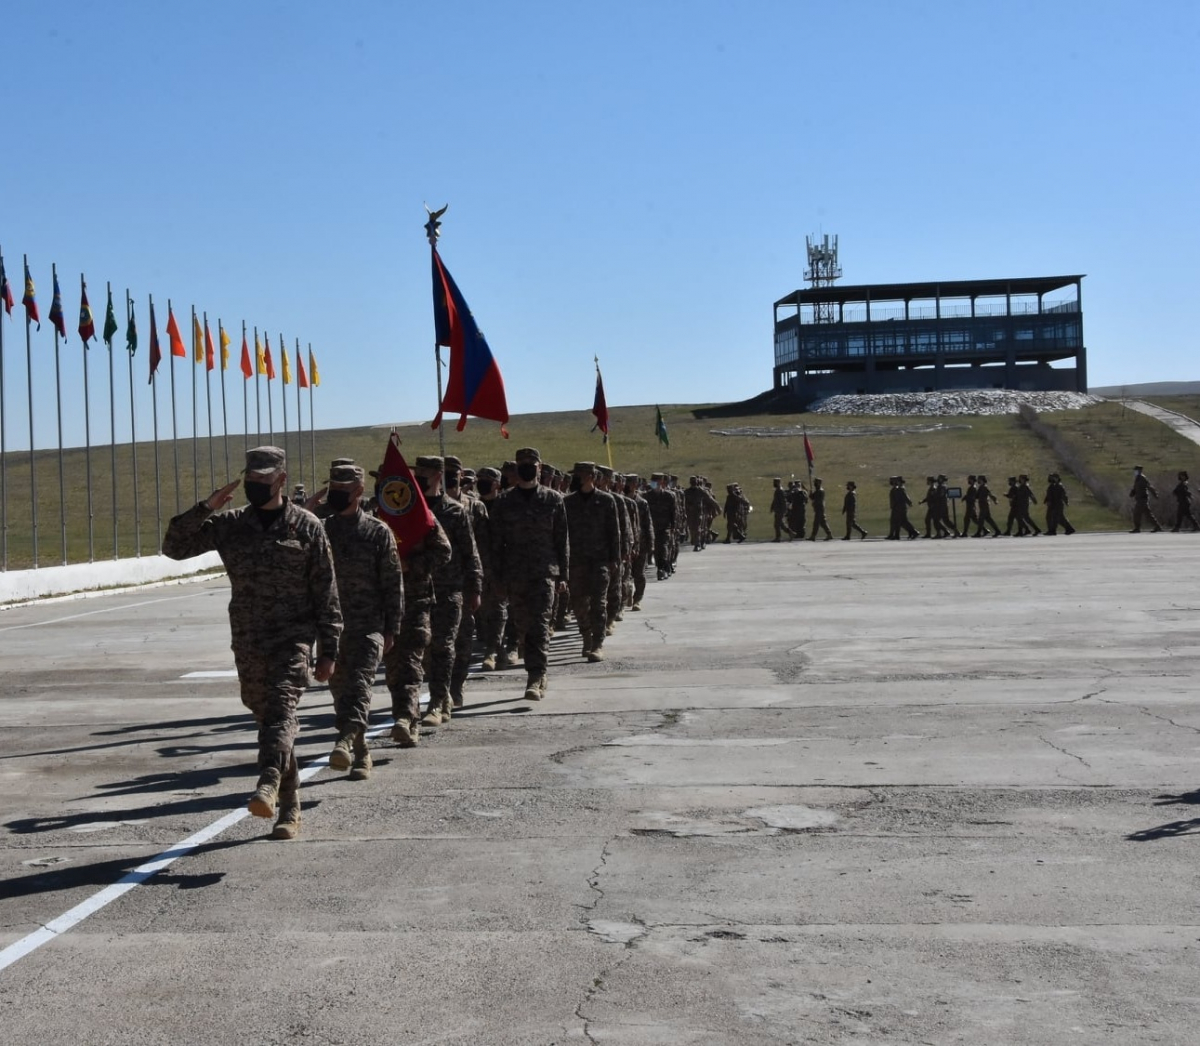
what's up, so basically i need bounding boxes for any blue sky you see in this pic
[1,0,1197,452]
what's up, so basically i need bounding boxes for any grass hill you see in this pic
[2,400,1198,569]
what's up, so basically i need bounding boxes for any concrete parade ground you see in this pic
[1,532,1199,1045]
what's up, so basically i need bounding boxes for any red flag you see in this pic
[166,305,186,357]
[204,319,215,372]
[239,335,252,379]
[297,352,309,389]
[1,252,16,316]
[430,247,509,435]
[49,273,67,338]
[803,431,814,467]
[374,433,437,559]
[591,366,609,442]
[264,340,276,380]
[148,302,162,382]
[22,263,39,328]
[78,279,96,345]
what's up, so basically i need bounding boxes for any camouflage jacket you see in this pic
[489,484,569,582]
[630,492,655,556]
[645,488,676,533]
[428,492,483,598]
[564,489,620,565]
[163,500,342,658]
[323,508,404,637]
[396,516,453,605]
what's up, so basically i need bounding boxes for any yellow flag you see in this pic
[219,324,231,370]
[192,313,203,363]
[281,345,292,385]
[308,348,320,387]
[255,335,266,376]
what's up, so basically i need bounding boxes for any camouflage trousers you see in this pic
[428,590,464,704]
[506,575,556,675]
[606,559,623,624]
[686,511,703,547]
[478,578,508,655]
[233,642,310,772]
[384,599,432,721]
[329,631,384,734]
[631,550,648,605]
[569,560,609,648]
[1132,500,1161,531]
[451,604,476,700]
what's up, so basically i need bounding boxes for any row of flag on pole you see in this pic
[0,253,321,389]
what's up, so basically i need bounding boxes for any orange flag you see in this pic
[204,319,216,372]
[166,305,187,358]
[240,335,252,379]
[297,352,309,389]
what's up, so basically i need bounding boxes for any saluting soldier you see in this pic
[322,463,404,782]
[489,447,569,701]
[1129,465,1162,533]
[162,446,342,841]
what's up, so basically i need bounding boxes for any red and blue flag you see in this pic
[49,273,67,338]
[0,251,14,316]
[430,247,509,436]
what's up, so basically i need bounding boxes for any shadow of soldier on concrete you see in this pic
[1125,790,1200,841]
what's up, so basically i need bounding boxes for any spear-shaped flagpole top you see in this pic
[424,203,448,247]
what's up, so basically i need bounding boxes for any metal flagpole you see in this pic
[219,320,230,478]
[253,325,262,444]
[53,264,67,565]
[0,246,7,571]
[151,296,164,548]
[24,255,38,568]
[265,329,274,444]
[168,299,181,515]
[203,312,215,490]
[295,337,303,492]
[308,344,316,491]
[426,205,448,458]
[107,282,118,559]
[242,322,249,455]
[80,274,95,562]
[190,307,199,504]
[279,334,289,468]
[127,291,141,557]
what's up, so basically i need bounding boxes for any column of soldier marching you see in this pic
[163,444,691,840]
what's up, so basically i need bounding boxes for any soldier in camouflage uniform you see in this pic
[322,463,404,781]
[475,466,509,670]
[646,473,677,580]
[1129,466,1162,533]
[413,456,482,728]
[382,460,453,748]
[488,446,569,700]
[163,446,341,841]
[597,465,631,636]
[445,456,491,707]
[623,473,654,610]
[565,461,620,661]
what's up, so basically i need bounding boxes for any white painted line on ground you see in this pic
[0,592,211,634]
[179,670,240,679]
[0,693,430,976]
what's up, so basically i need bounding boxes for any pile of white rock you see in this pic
[809,390,1100,417]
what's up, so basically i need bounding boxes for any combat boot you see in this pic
[328,730,355,772]
[248,766,283,819]
[349,730,372,781]
[438,695,454,722]
[504,648,520,668]
[581,631,593,658]
[630,601,641,612]
[271,795,301,840]
[586,645,605,663]
[481,651,498,671]
[391,717,419,747]
[524,673,544,701]
[420,704,444,728]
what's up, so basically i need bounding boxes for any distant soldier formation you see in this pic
[165,446,697,841]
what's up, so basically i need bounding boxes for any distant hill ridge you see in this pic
[1091,381,1200,397]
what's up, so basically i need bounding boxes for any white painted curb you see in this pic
[0,552,223,605]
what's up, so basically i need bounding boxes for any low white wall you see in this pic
[0,552,224,605]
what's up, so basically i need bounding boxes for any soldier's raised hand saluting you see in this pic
[205,479,241,512]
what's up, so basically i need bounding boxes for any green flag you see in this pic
[655,405,669,448]
[126,302,138,355]
[102,288,119,347]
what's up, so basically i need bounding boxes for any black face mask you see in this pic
[445,471,460,488]
[326,490,353,513]
[516,462,538,483]
[477,479,494,496]
[244,480,277,508]
[416,475,431,494]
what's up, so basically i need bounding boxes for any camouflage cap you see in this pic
[477,466,501,481]
[293,484,306,493]
[444,455,463,471]
[625,473,639,481]
[244,446,285,474]
[414,455,444,472]
[460,468,476,480]
[596,465,613,478]
[329,464,364,485]
[330,457,355,468]
[573,461,596,474]
[515,447,541,463]
[501,460,517,472]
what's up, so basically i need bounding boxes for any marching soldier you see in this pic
[322,463,403,782]
[1043,473,1076,536]
[808,478,833,541]
[1129,465,1162,533]
[162,446,342,841]
[488,447,570,701]
[770,477,791,542]
[624,473,654,610]
[1171,471,1199,532]
[787,481,807,540]
[974,475,1001,537]
[841,481,867,540]
[646,473,676,579]
[564,462,620,661]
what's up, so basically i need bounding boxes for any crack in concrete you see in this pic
[1131,705,1200,735]
[575,837,615,915]
[642,619,668,643]
[1037,735,1092,769]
